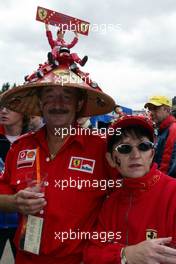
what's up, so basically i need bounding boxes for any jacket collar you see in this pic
[159,115,176,132]
[122,163,161,192]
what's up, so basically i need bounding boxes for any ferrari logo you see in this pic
[73,159,81,167]
[38,8,47,21]
[146,229,157,240]
[80,22,89,33]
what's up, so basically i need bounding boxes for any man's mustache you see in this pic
[48,108,69,114]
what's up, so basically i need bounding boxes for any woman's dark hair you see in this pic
[107,125,153,153]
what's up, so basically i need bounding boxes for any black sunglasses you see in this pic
[115,141,154,154]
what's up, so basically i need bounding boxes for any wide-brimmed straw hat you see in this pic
[0,67,115,117]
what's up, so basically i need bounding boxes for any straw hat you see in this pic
[0,66,115,117]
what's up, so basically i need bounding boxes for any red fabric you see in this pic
[0,125,5,135]
[84,164,176,263]
[159,115,176,173]
[0,126,117,263]
[46,30,78,49]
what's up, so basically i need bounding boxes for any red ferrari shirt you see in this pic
[46,30,78,49]
[0,125,5,135]
[84,164,176,264]
[0,126,117,263]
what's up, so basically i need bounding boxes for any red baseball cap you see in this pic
[110,115,154,141]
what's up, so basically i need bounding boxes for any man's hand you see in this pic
[125,237,176,264]
[74,31,79,38]
[45,23,49,31]
[14,187,47,215]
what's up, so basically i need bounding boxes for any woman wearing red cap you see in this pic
[84,115,176,264]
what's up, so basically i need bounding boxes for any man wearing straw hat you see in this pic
[0,66,118,263]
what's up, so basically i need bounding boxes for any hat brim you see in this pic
[144,102,162,108]
[112,116,154,141]
[0,81,115,117]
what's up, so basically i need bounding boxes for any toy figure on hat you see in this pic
[36,7,89,67]
[45,23,88,67]
[24,7,100,90]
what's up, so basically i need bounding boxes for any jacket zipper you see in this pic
[125,193,133,245]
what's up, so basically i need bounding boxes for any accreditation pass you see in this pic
[24,215,43,255]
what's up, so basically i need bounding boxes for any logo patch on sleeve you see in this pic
[69,156,95,174]
[17,149,37,169]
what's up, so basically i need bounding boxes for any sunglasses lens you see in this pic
[138,142,154,151]
[115,142,154,154]
[116,144,132,154]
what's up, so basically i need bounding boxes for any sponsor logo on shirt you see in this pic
[17,149,37,169]
[69,156,95,174]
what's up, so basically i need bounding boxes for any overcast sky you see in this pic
[0,0,176,110]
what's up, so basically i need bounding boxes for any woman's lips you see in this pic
[128,164,142,168]
[1,116,9,121]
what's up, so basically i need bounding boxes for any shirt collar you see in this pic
[33,125,85,153]
[159,115,176,132]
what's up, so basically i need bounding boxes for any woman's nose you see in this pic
[130,146,141,158]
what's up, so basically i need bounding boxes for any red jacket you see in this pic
[0,126,117,264]
[84,164,176,263]
[46,30,78,49]
[0,125,5,134]
[154,115,176,177]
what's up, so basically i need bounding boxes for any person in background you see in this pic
[0,106,29,260]
[144,95,176,177]
[172,106,176,118]
[28,116,44,132]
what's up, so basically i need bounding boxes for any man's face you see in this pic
[0,107,23,126]
[148,105,169,125]
[108,134,154,179]
[57,31,65,39]
[40,86,82,129]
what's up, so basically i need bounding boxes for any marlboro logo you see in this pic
[69,157,95,174]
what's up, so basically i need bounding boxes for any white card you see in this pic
[23,215,43,255]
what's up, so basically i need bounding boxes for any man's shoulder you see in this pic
[13,131,36,144]
[11,129,43,150]
[169,120,176,131]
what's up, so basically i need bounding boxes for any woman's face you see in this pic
[109,134,154,178]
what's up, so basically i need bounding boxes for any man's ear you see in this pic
[39,100,43,111]
[76,100,85,112]
[105,152,116,168]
